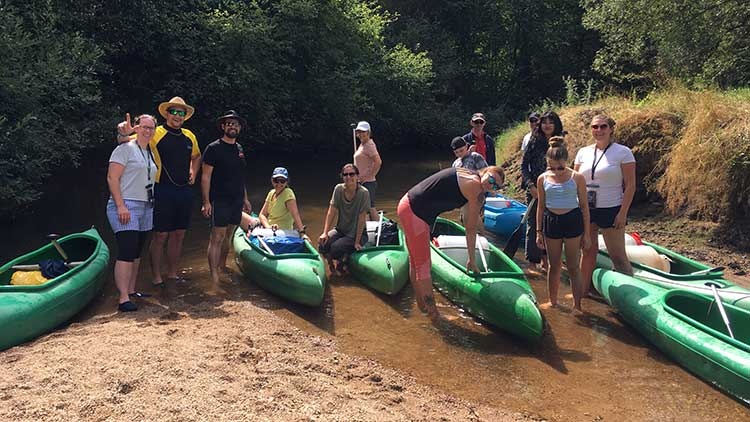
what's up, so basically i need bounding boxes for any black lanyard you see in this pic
[137,145,153,182]
[591,143,611,181]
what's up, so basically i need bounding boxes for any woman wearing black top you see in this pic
[397,165,505,320]
[521,111,564,272]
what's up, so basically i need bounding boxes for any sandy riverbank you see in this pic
[0,296,531,421]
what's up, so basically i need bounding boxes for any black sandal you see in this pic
[118,301,138,312]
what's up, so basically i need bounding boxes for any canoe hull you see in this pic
[483,195,526,238]
[596,241,750,310]
[349,226,409,295]
[0,228,110,350]
[593,268,750,403]
[232,227,326,306]
[428,218,543,342]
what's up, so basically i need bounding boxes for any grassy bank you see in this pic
[495,86,750,249]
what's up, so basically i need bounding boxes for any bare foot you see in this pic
[564,293,574,299]
[539,301,557,309]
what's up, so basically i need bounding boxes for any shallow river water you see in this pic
[2,154,748,421]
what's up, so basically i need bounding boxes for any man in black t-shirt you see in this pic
[201,110,252,283]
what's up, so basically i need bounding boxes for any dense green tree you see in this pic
[0,2,107,215]
[582,0,750,88]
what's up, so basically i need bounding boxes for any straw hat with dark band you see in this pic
[158,96,195,120]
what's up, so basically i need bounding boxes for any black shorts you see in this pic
[362,181,377,208]
[153,183,194,232]
[544,208,584,239]
[211,197,243,227]
[590,206,622,229]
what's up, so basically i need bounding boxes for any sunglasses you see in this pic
[473,120,486,125]
[223,121,241,127]
[547,166,566,171]
[140,126,156,130]
[591,124,609,129]
[342,172,358,177]
[488,175,503,191]
[272,178,287,184]
[168,109,187,117]
[529,118,539,123]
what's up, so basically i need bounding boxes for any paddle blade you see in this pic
[502,225,524,258]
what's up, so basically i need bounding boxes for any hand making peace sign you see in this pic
[117,113,139,135]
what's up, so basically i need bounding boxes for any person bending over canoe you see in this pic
[255,167,308,238]
[319,164,370,276]
[397,166,505,320]
[106,114,158,312]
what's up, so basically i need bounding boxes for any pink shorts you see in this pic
[397,194,432,282]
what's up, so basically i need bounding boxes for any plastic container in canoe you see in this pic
[484,194,527,238]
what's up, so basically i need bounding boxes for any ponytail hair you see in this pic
[546,136,568,162]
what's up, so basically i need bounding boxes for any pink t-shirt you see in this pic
[354,140,380,183]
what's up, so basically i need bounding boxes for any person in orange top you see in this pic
[353,121,382,221]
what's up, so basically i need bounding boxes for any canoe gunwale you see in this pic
[662,289,750,354]
[598,240,724,281]
[236,229,320,261]
[0,228,104,293]
[432,217,525,279]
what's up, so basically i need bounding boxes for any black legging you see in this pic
[115,230,149,262]
[319,228,367,260]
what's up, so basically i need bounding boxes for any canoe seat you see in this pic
[433,235,490,250]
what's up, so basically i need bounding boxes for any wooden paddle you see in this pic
[48,234,70,262]
[706,281,735,339]
[502,197,536,258]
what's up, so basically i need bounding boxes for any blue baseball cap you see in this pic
[271,167,288,179]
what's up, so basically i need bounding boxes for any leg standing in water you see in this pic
[573,114,636,296]
[536,137,590,311]
[201,111,251,284]
[399,165,505,321]
[353,121,382,221]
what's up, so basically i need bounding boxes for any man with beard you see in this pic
[201,110,252,283]
[117,97,201,286]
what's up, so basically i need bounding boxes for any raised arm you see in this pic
[116,113,138,144]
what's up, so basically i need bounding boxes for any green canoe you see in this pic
[232,227,326,306]
[428,218,543,342]
[348,219,409,295]
[0,228,110,350]
[597,240,750,310]
[593,268,750,403]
